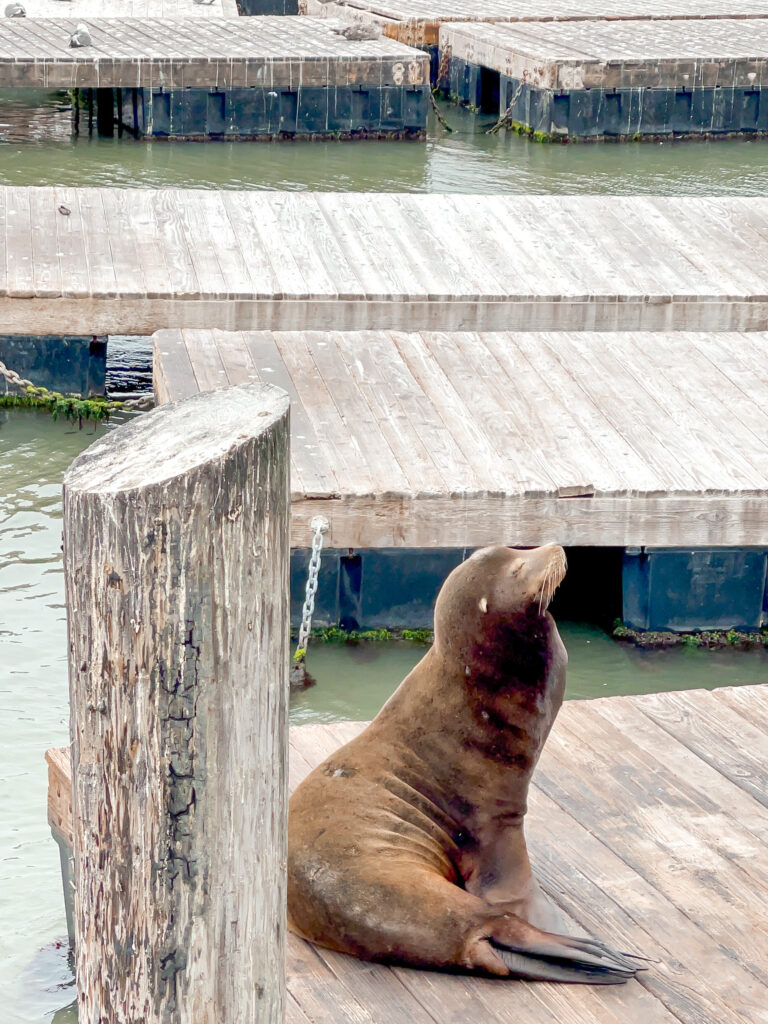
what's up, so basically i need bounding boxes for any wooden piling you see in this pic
[62,383,290,1024]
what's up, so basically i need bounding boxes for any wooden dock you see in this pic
[19,0,239,17]
[8,189,768,335]
[304,0,768,47]
[154,327,768,549]
[441,19,768,138]
[46,683,768,1024]
[0,16,427,90]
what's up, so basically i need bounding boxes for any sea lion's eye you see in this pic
[478,597,488,613]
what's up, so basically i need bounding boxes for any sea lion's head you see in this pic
[434,545,567,684]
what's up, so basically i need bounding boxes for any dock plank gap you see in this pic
[0,17,428,139]
[45,684,768,1024]
[440,18,768,138]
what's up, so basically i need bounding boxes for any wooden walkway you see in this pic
[47,684,768,1024]
[154,328,768,549]
[8,189,768,335]
[442,17,768,92]
[0,16,426,90]
[304,0,768,45]
[20,0,239,17]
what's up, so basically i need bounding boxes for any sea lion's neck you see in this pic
[461,609,556,698]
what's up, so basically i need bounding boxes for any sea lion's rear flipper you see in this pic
[489,933,645,985]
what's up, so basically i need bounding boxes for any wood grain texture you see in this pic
[63,383,290,1024]
[6,190,768,334]
[23,0,239,17]
[48,683,768,1024]
[154,328,768,549]
[303,0,768,47]
[441,18,768,90]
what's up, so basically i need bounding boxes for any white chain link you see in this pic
[0,360,34,390]
[296,516,330,655]
[1,357,154,410]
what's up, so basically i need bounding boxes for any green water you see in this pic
[3,90,768,195]
[3,413,768,1022]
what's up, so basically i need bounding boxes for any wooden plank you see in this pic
[526,782,768,1024]
[241,331,334,500]
[182,327,229,394]
[537,707,768,989]
[46,686,768,1023]
[273,332,377,496]
[11,190,768,334]
[5,186,33,299]
[424,331,559,496]
[212,329,260,387]
[29,189,61,299]
[152,329,199,405]
[45,746,73,846]
[305,332,413,496]
[637,688,768,810]
[709,684,768,739]
[150,325,768,549]
[440,18,768,91]
[333,330,450,496]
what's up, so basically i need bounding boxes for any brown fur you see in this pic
[287,545,641,983]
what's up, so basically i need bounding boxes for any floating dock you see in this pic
[304,0,768,48]
[154,327,768,631]
[153,327,768,550]
[441,18,768,138]
[8,189,768,335]
[46,683,768,1024]
[17,0,239,16]
[0,18,428,138]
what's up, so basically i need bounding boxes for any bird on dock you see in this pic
[192,0,217,5]
[331,18,381,41]
[57,204,71,216]
[4,3,26,16]
[69,23,93,47]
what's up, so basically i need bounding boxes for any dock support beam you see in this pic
[63,383,290,1024]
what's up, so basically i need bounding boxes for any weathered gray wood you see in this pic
[0,17,427,90]
[63,383,290,1024]
[154,328,768,549]
[7,190,768,335]
[25,0,239,17]
[46,683,768,1024]
[441,18,768,91]
[304,0,768,46]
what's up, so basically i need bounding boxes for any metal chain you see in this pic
[0,360,34,390]
[487,75,527,135]
[296,516,330,655]
[436,45,451,91]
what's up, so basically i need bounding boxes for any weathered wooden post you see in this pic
[63,383,290,1024]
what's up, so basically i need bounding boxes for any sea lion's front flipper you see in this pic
[489,932,645,985]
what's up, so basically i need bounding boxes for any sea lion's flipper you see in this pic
[489,933,643,985]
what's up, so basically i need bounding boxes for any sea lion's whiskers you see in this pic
[539,562,553,615]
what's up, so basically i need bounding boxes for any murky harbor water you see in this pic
[3,82,768,1022]
[2,90,768,196]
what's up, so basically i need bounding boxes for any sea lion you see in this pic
[288,544,644,983]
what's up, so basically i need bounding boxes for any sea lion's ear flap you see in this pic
[479,597,488,613]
